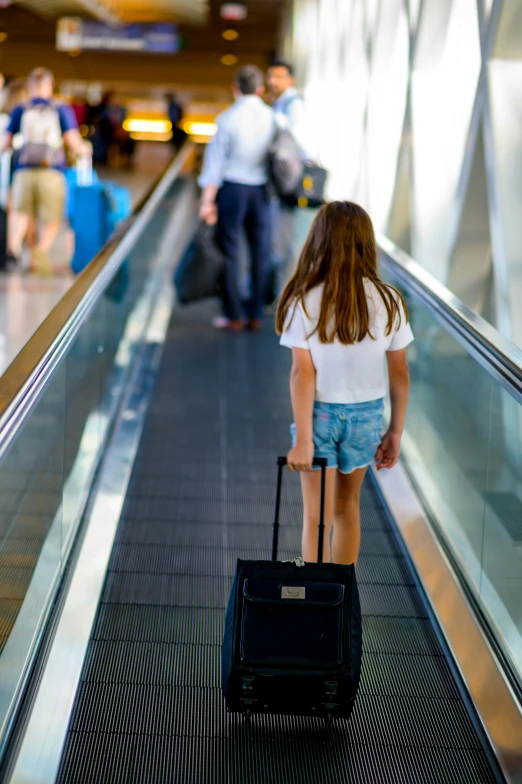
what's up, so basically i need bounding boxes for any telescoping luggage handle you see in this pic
[272,456,327,563]
[76,155,93,187]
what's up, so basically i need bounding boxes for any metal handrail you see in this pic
[378,234,522,405]
[0,143,196,463]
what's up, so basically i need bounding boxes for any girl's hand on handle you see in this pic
[287,441,314,472]
[375,430,401,470]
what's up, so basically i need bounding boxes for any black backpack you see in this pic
[291,162,328,208]
[267,125,304,198]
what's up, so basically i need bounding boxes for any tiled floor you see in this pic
[0,273,73,375]
[0,141,174,376]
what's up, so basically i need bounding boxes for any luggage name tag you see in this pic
[282,557,305,567]
[281,586,306,600]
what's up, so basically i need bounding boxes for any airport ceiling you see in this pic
[2,1,284,93]
[10,0,283,26]
[12,1,207,24]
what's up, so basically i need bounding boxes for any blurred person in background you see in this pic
[199,65,274,332]
[0,73,7,114]
[267,60,313,298]
[0,74,5,116]
[71,91,89,128]
[166,93,187,151]
[0,67,91,273]
[0,78,36,267]
[108,96,134,168]
[87,91,114,165]
[0,78,28,137]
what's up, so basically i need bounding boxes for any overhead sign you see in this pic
[220,3,247,21]
[56,18,180,54]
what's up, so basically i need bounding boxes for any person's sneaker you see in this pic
[212,316,230,330]
[247,319,262,332]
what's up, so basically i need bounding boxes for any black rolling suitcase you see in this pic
[173,222,224,305]
[222,456,362,724]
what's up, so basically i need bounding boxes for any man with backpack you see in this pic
[267,60,312,298]
[1,67,90,273]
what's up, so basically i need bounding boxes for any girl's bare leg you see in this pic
[331,467,368,564]
[300,468,337,562]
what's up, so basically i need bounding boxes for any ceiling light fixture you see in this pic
[222,29,239,41]
[220,54,238,66]
[220,3,247,21]
[129,131,173,142]
[183,122,217,137]
[123,118,172,134]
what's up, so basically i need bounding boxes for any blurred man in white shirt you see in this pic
[199,65,274,332]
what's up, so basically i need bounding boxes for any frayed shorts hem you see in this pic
[309,459,373,475]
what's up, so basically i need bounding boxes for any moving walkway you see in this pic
[0,148,520,783]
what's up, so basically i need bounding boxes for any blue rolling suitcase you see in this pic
[64,165,99,224]
[103,182,133,237]
[71,183,111,274]
[222,457,362,724]
[71,179,131,274]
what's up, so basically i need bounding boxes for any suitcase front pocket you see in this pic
[240,578,344,670]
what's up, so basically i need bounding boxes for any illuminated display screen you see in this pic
[56,18,180,54]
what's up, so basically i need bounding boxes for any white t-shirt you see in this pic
[280,280,414,404]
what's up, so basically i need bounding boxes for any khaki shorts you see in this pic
[12,168,65,223]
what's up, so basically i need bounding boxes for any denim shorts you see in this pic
[290,399,384,474]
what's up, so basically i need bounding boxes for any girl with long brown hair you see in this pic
[276,201,413,565]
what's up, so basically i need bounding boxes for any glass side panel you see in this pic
[0,176,189,749]
[293,214,521,681]
[0,364,65,739]
[61,313,104,557]
[384,264,522,683]
[481,384,522,677]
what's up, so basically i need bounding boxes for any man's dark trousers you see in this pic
[217,181,270,322]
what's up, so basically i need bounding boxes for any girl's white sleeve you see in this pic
[388,300,414,351]
[279,303,310,350]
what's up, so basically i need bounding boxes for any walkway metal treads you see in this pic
[57,301,498,784]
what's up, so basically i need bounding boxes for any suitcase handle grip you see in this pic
[277,457,327,468]
[272,457,327,563]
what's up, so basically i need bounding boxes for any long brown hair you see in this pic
[275,201,408,343]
